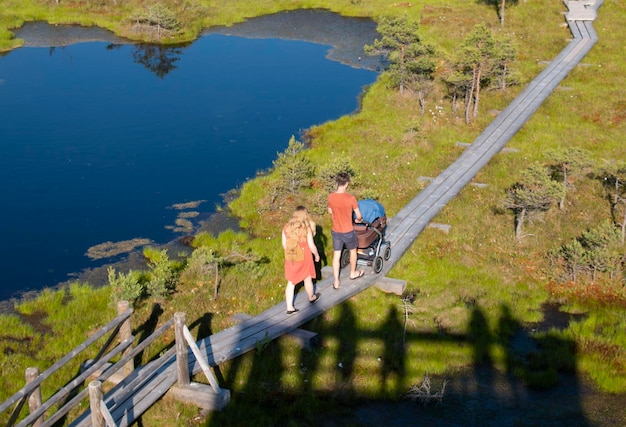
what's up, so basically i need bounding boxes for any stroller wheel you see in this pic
[373,256,384,274]
[383,245,391,261]
[340,249,350,268]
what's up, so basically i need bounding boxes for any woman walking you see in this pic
[282,206,321,314]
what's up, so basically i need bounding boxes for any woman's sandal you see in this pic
[333,283,340,290]
[286,308,299,315]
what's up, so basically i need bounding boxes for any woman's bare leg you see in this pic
[303,276,314,300]
[285,281,296,311]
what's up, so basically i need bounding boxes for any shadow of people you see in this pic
[380,305,406,395]
[335,301,358,393]
[313,224,328,281]
[189,312,214,341]
[297,316,325,394]
[466,306,495,400]
[132,302,163,366]
[207,331,286,426]
[469,306,493,365]
[500,303,590,426]
[497,304,522,375]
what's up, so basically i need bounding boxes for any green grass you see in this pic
[1,0,625,425]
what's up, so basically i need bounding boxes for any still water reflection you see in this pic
[0,11,379,301]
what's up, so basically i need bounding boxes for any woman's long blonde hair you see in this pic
[285,206,315,239]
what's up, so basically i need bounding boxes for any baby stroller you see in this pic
[340,199,391,273]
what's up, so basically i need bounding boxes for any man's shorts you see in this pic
[331,230,358,251]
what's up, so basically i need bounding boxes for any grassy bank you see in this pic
[1,0,625,425]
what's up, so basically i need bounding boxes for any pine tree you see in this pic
[545,147,592,210]
[502,164,564,240]
[597,160,626,244]
[365,14,435,113]
[450,24,516,123]
[272,135,314,195]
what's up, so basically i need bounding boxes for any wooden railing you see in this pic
[1,301,229,427]
[72,311,229,427]
[0,301,133,427]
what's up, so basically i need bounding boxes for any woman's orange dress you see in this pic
[283,226,316,284]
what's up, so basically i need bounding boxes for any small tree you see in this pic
[130,4,180,40]
[108,266,143,306]
[272,135,314,196]
[184,245,222,299]
[365,14,435,110]
[579,221,624,281]
[501,164,564,240]
[144,248,178,300]
[404,43,437,115]
[546,147,592,210]
[477,0,520,26]
[552,221,625,284]
[191,230,262,299]
[442,70,472,117]
[451,24,515,123]
[458,24,495,123]
[597,160,626,244]
[144,4,180,39]
[316,158,359,193]
[549,239,587,282]
[493,37,518,91]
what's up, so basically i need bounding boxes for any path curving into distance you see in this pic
[381,0,603,274]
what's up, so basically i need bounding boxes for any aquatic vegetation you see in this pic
[85,238,154,260]
[169,200,207,210]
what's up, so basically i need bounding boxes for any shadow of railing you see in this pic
[205,300,588,426]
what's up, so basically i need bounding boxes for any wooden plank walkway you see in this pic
[69,1,603,425]
[385,0,601,266]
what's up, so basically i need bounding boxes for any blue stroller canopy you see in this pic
[358,199,386,223]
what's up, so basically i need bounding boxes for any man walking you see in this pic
[327,172,364,289]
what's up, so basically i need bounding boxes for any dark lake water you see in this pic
[0,11,380,302]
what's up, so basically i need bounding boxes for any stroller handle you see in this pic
[354,218,373,228]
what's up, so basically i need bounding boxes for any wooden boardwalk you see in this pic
[69,1,603,425]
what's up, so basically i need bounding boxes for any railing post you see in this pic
[88,381,105,427]
[25,367,43,427]
[117,300,134,375]
[174,312,190,387]
[168,313,231,411]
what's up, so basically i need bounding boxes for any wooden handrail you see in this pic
[0,308,132,415]
[83,317,175,376]
[36,335,139,427]
[16,336,134,427]
[69,319,177,425]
